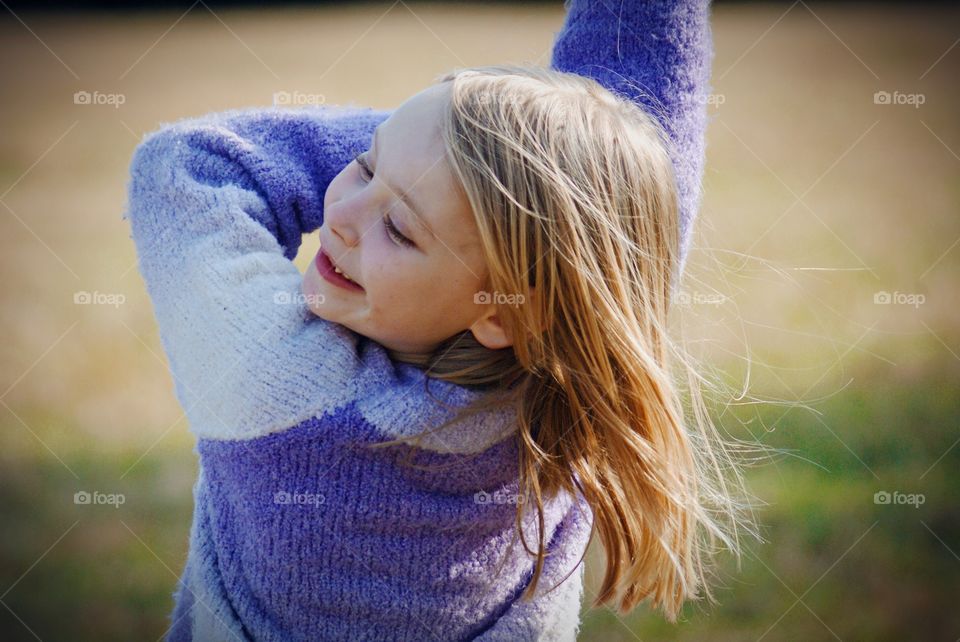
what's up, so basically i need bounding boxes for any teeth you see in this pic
[333,265,354,282]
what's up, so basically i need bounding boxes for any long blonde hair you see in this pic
[368,64,758,622]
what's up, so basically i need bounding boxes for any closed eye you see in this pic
[354,151,373,182]
[384,214,415,248]
[354,152,417,249]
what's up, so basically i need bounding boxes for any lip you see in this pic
[315,247,364,292]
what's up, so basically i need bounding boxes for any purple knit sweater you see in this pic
[123,1,713,640]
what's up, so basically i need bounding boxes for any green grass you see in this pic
[0,449,196,640]
[578,361,960,641]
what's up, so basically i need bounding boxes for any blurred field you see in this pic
[0,2,958,640]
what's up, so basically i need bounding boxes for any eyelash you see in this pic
[354,151,416,249]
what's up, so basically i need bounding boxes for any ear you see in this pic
[469,308,513,350]
[469,286,537,350]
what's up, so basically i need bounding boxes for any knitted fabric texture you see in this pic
[123,1,714,639]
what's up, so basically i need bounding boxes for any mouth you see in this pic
[315,246,364,292]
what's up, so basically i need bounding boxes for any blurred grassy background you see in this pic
[0,1,958,640]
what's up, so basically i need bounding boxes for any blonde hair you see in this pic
[368,64,758,622]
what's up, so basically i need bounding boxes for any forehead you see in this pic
[378,85,480,256]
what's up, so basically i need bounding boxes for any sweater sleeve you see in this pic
[123,104,392,440]
[474,492,594,642]
[550,0,714,278]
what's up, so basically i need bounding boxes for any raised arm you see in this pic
[550,0,714,277]
[129,105,391,260]
[123,104,391,440]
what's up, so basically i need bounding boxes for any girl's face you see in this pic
[301,83,511,355]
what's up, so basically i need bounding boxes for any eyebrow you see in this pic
[371,127,435,241]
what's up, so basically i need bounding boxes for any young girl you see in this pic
[125,0,748,639]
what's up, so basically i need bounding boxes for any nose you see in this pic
[333,223,358,248]
[326,200,362,249]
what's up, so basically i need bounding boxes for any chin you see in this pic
[301,267,328,319]
[304,296,333,321]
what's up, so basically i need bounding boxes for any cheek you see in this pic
[365,252,424,313]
